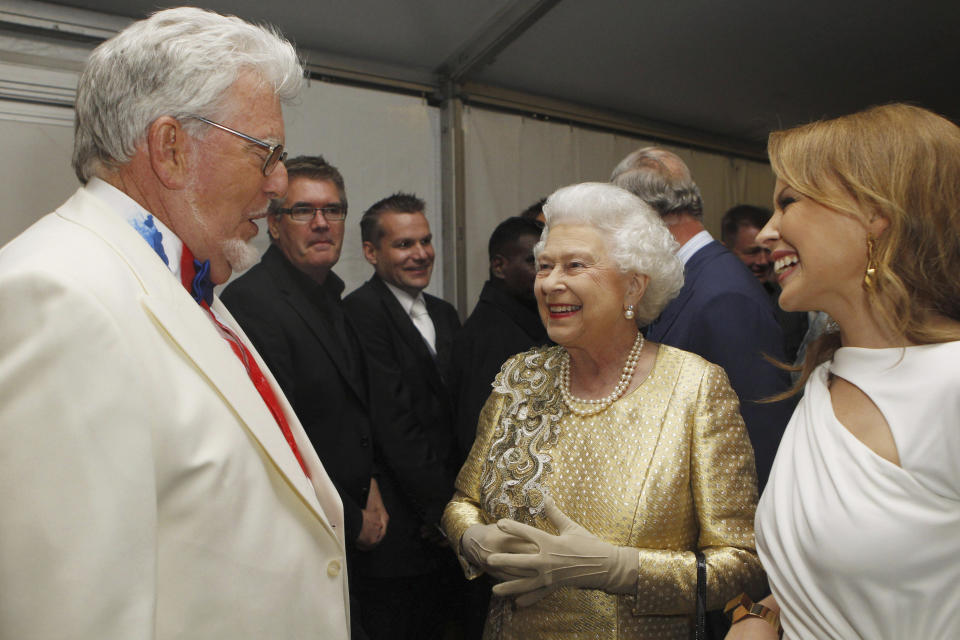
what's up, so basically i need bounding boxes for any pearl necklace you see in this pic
[559,332,645,416]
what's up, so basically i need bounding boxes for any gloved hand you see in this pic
[461,522,539,581]
[488,498,639,606]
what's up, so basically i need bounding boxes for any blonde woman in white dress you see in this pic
[725,104,960,639]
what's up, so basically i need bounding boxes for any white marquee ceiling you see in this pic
[18,0,960,157]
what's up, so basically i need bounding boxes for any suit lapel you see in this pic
[647,242,715,340]
[61,188,339,539]
[214,299,345,539]
[425,295,455,379]
[264,249,367,403]
[372,276,440,370]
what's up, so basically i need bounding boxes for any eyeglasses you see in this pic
[184,115,287,176]
[275,204,348,222]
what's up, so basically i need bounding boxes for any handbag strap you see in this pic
[695,551,707,640]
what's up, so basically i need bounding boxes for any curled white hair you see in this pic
[535,182,683,325]
[72,6,304,183]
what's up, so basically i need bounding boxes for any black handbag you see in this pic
[694,551,732,640]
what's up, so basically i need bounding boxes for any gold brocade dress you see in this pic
[442,344,766,640]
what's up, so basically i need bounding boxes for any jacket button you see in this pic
[360,436,370,447]
[327,560,341,577]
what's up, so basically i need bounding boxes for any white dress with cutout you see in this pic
[756,343,960,639]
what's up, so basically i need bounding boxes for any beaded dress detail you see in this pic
[443,344,765,639]
[479,346,566,524]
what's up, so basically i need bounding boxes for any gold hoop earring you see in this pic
[624,304,635,320]
[863,235,878,291]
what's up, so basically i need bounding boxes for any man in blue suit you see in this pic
[611,148,793,492]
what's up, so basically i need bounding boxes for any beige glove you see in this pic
[488,499,639,606]
[461,522,539,581]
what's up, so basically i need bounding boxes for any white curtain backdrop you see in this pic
[0,79,444,298]
[462,106,776,311]
[0,66,772,309]
[0,101,77,244]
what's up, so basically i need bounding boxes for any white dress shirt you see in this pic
[383,280,436,355]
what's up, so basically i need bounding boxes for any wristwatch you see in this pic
[724,593,782,637]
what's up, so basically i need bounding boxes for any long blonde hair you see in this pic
[769,103,960,393]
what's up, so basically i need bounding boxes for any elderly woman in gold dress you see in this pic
[442,182,766,639]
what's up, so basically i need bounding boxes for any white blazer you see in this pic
[0,186,351,639]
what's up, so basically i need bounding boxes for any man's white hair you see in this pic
[610,147,704,219]
[72,6,303,183]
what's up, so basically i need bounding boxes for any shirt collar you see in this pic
[382,279,425,315]
[272,246,344,301]
[86,177,184,282]
[675,229,713,265]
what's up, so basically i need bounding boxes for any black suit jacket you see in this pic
[220,246,376,545]
[450,279,548,466]
[343,275,461,578]
[645,240,795,492]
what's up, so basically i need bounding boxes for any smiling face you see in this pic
[534,224,638,352]
[730,224,773,282]
[363,211,435,296]
[759,179,878,315]
[268,177,345,283]
[184,72,287,283]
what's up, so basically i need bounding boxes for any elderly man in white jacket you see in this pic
[0,8,350,639]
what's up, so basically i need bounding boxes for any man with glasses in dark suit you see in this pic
[223,158,452,640]
[223,156,388,560]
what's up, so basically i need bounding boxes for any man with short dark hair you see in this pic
[343,193,461,640]
[221,156,394,640]
[612,147,793,491]
[721,204,808,361]
[224,156,380,542]
[450,216,547,464]
[0,9,348,638]
[721,204,774,283]
[519,197,547,223]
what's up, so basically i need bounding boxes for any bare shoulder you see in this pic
[830,375,900,466]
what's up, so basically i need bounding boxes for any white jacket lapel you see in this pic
[60,188,340,539]
[213,298,346,539]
